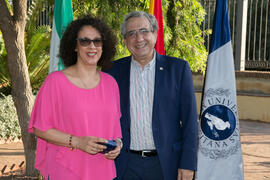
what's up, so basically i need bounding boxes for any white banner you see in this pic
[195,0,244,179]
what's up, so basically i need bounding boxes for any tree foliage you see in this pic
[0,93,20,141]
[0,0,51,95]
[166,0,208,72]
[0,33,9,94]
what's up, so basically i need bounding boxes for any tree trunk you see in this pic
[0,0,37,176]
[7,31,37,175]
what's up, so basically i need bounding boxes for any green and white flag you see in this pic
[49,0,73,73]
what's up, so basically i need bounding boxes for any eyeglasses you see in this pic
[76,37,103,47]
[125,28,152,39]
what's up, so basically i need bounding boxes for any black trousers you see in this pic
[122,152,164,180]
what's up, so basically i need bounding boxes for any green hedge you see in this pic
[0,93,21,141]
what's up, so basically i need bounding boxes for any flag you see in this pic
[195,0,244,179]
[49,0,73,73]
[149,0,165,55]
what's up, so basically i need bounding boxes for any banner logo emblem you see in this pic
[201,105,235,141]
[199,88,241,159]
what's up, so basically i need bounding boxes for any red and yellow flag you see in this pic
[149,0,165,55]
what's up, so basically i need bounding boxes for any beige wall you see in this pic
[193,71,270,123]
[195,93,270,123]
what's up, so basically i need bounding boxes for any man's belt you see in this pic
[129,150,157,157]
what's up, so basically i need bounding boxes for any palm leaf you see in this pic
[25,25,51,93]
[0,1,52,94]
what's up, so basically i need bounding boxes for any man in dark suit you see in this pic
[106,11,198,180]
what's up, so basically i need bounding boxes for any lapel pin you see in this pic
[159,67,163,70]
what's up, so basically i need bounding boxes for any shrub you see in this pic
[0,94,21,141]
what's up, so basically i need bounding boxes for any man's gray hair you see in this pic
[120,11,158,37]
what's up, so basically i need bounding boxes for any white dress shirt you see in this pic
[129,53,156,150]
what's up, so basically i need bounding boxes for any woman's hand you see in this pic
[75,136,107,155]
[104,139,122,160]
[33,128,108,155]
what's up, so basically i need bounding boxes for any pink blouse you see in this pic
[28,71,122,180]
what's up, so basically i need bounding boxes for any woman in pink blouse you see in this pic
[28,15,122,180]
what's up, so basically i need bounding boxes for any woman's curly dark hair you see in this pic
[59,15,117,70]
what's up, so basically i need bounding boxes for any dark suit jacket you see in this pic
[106,52,198,180]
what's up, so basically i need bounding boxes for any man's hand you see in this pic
[177,169,194,180]
[104,139,122,160]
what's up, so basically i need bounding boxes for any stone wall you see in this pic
[193,71,270,123]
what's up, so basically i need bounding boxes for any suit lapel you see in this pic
[118,57,132,129]
[152,53,167,122]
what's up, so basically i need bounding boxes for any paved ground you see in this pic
[240,120,270,180]
[0,120,269,179]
